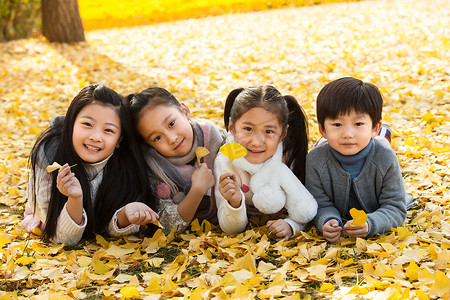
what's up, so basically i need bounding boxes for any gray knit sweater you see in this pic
[305,138,407,237]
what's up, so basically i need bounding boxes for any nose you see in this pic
[250,131,264,146]
[167,132,179,145]
[342,126,354,138]
[89,130,102,142]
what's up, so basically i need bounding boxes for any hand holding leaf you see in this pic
[47,162,77,173]
[349,208,367,226]
[220,142,247,171]
[195,146,210,164]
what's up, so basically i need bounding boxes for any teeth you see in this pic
[85,145,100,151]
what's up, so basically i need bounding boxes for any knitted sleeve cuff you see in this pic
[284,217,305,237]
[218,190,248,234]
[108,208,140,237]
[53,203,86,246]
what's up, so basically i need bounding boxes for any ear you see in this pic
[372,121,382,138]
[180,103,191,120]
[281,124,289,140]
[228,119,235,135]
[318,123,327,139]
[116,136,123,148]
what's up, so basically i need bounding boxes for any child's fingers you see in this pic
[57,163,70,175]
[267,221,290,240]
[131,209,160,225]
[266,220,275,228]
[324,221,342,232]
[131,210,147,224]
[219,172,235,182]
[149,210,159,222]
[326,235,341,244]
[57,173,75,191]
[267,220,283,233]
[197,163,212,173]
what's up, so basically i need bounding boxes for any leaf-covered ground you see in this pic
[0,0,449,298]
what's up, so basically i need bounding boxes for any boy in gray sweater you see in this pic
[305,77,407,244]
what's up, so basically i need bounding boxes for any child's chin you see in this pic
[246,156,266,164]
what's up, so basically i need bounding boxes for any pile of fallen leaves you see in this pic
[0,0,449,298]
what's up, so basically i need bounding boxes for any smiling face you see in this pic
[72,103,122,163]
[229,107,286,164]
[137,104,194,157]
[319,110,381,156]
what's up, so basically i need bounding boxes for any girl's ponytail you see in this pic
[224,88,244,130]
[283,95,309,183]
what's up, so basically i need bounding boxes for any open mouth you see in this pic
[85,144,101,152]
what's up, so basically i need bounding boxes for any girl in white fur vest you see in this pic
[214,85,317,240]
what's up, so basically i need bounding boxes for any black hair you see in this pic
[316,77,383,129]
[223,85,309,183]
[125,87,181,127]
[29,85,157,242]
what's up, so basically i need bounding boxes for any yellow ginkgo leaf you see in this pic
[31,227,42,236]
[46,162,77,173]
[153,220,164,229]
[120,286,140,298]
[46,162,62,173]
[220,142,247,171]
[349,208,368,227]
[195,146,210,164]
[15,256,36,266]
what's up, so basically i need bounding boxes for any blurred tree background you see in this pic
[0,0,40,41]
[1,0,356,42]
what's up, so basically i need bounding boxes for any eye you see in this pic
[332,123,342,127]
[153,135,162,142]
[82,122,92,127]
[244,127,252,132]
[168,120,175,128]
[265,129,274,134]
[355,122,364,126]
[105,128,115,134]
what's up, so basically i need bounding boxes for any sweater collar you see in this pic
[330,139,373,178]
[83,153,111,181]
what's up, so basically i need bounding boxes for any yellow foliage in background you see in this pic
[78,0,356,31]
[0,0,449,298]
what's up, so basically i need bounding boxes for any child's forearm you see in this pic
[116,208,131,228]
[66,196,84,225]
[177,186,205,222]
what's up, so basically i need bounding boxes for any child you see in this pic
[22,85,159,245]
[126,87,226,234]
[215,85,317,240]
[305,77,407,244]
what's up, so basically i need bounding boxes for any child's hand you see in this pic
[191,163,214,194]
[56,164,82,200]
[118,202,159,228]
[343,220,369,238]
[323,219,342,244]
[267,219,293,241]
[218,172,242,208]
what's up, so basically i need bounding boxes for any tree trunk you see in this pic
[41,0,85,43]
